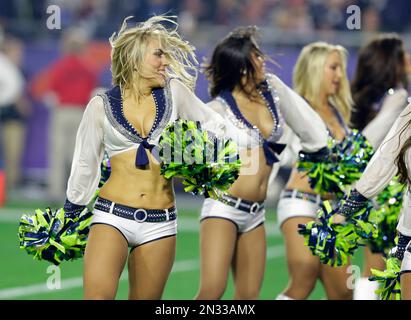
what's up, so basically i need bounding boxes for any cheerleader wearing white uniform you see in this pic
[337,102,411,300]
[195,27,328,300]
[350,34,411,299]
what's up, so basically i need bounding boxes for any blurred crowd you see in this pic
[1,0,411,41]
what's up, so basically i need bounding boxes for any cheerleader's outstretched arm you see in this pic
[64,96,105,215]
[267,73,328,154]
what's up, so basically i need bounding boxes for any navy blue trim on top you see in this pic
[259,80,280,131]
[219,80,280,138]
[329,103,349,136]
[105,86,167,166]
[106,86,139,138]
[105,86,167,140]
[151,87,167,136]
[218,82,285,165]
[219,90,256,131]
[301,96,349,139]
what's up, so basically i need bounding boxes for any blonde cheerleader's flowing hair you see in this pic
[293,42,353,122]
[109,15,198,97]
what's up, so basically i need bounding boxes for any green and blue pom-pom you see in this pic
[19,154,111,265]
[297,139,341,195]
[297,130,374,197]
[18,207,93,265]
[298,201,362,267]
[298,199,378,266]
[368,178,405,255]
[159,119,241,199]
[333,130,375,186]
[369,257,401,300]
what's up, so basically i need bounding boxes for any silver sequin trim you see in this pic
[151,81,173,140]
[217,74,285,146]
[98,84,173,145]
[99,92,143,144]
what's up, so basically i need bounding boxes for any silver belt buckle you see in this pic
[134,209,148,222]
[249,203,260,215]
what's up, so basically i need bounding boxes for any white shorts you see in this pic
[200,198,265,233]
[277,189,322,227]
[91,208,177,249]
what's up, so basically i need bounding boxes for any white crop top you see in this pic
[207,73,328,155]
[356,102,411,198]
[65,78,226,206]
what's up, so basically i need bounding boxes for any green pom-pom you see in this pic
[297,130,374,197]
[368,177,405,255]
[333,130,374,185]
[299,199,377,267]
[369,257,401,300]
[18,154,111,265]
[159,119,241,198]
[18,208,93,265]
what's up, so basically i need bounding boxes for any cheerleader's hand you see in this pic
[337,189,369,219]
[330,212,346,224]
[390,232,411,260]
[63,199,86,218]
[327,189,369,225]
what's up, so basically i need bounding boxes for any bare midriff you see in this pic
[285,106,347,200]
[226,91,277,202]
[285,168,331,196]
[99,149,175,209]
[227,147,273,202]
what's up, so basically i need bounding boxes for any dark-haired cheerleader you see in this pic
[194,27,329,300]
[333,101,411,300]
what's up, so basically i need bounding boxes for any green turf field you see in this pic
[0,199,364,300]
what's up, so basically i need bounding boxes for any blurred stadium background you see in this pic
[0,0,410,300]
